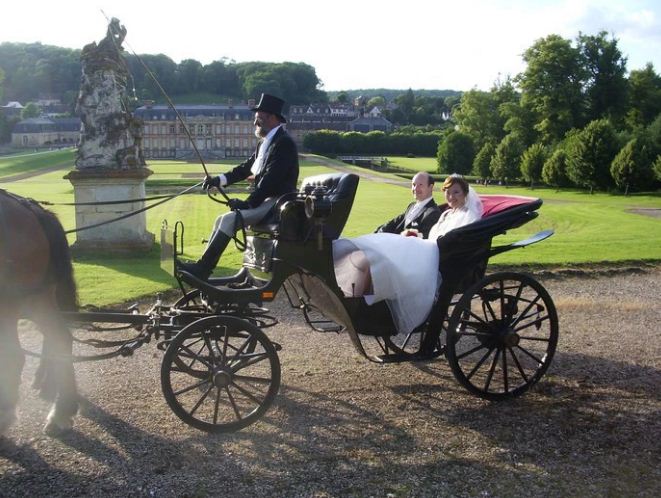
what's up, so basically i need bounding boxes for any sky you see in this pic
[2,0,660,92]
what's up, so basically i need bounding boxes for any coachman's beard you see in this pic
[254,122,269,139]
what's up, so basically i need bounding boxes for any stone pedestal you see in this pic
[64,167,155,252]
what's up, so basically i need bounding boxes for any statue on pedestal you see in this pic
[66,18,153,252]
[75,17,145,170]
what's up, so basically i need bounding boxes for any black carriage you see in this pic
[64,172,558,433]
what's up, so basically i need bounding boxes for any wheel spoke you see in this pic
[225,386,242,420]
[233,374,273,384]
[230,380,264,405]
[481,295,498,322]
[514,344,544,366]
[508,346,529,383]
[514,315,550,333]
[230,352,271,372]
[510,294,543,329]
[178,345,213,369]
[484,348,500,391]
[213,386,221,425]
[188,384,214,416]
[457,343,489,360]
[466,347,495,381]
[502,347,509,393]
[173,377,211,396]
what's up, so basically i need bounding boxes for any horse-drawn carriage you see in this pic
[1,172,558,435]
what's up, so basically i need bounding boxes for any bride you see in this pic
[333,174,483,334]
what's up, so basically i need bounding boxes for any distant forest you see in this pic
[0,42,458,113]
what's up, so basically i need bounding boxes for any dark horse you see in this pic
[0,189,79,435]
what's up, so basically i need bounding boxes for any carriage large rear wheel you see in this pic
[446,272,558,400]
[161,316,280,432]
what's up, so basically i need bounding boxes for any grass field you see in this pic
[385,156,438,173]
[0,148,75,178]
[1,151,659,305]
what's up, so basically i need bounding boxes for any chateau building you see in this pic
[133,103,258,160]
[9,101,395,155]
[11,117,80,147]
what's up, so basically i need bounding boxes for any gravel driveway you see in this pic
[1,266,660,497]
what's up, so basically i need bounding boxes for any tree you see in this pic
[175,59,203,94]
[542,148,571,189]
[21,102,41,119]
[653,154,661,181]
[578,31,628,124]
[520,143,547,187]
[335,92,349,104]
[626,63,661,128]
[453,89,503,151]
[566,119,620,191]
[437,131,475,175]
[201,59,241,97]
[490,134,525,183]
[610,136,656,193]
[473,141,496,180]
[517,34,586,144]
[366,96,385,109]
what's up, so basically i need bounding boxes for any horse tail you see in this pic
[37,208,79,312]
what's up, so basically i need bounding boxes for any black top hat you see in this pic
[251,93,287,123]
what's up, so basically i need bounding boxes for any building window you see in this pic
[169,125,175,134]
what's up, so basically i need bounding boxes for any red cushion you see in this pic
[479,195,539,217]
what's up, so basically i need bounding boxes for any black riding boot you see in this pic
[177,230,231,280]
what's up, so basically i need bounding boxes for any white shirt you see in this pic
[404,196,433,225]
[220,125,282,186]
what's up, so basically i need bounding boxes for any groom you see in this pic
[178,93,299,280]
[375,171,441,238]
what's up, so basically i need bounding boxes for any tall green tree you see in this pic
[610,136,656,193]
[578,31,628,124]
[517,34,585,144]
[566,119,620,191]
[437,131,475,175]
[542,148,571,188]
[520,143,547,187]
[626,63,661,128]
[473,141,496,180]
[490,133,525,182]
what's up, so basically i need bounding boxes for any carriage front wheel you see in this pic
[446,272,558,400]
[161,316,281,432]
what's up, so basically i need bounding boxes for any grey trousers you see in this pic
[209,197,277,244]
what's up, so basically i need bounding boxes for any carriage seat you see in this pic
[248,172,359,241]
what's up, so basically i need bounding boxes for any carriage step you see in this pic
[311,322,343,333]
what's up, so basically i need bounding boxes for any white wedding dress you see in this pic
[333,187,483,334]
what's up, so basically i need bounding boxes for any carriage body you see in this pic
[160,172,558,431]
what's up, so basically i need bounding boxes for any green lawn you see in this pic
[0,148,75,178]
[385,156,438,173]
[1,150,659,306]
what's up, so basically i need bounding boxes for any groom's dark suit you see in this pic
[375,199,441,239]
[224,126,299,208]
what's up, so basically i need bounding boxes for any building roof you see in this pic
[13,117,80,133]
[2,101,24,109]
[134,104,254,121]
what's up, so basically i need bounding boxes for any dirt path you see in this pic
[1,268,659,497]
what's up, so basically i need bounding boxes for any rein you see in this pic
[64,181,202,234]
